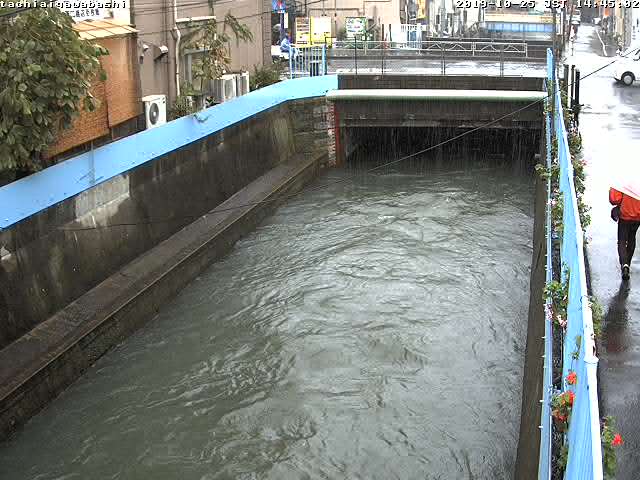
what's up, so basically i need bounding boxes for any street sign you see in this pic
[345,17,367,39]
[272,0,286,13]
[417,0,427,20]
[56,2,105,22]
[296,17,311,44]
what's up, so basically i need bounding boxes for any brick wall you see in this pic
[101,36,142,127]
[46,34,142,159]
[45,80,110,159]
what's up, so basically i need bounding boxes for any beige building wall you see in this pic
[214,0,271,72]
[307,0,402,34]
[134,0,270,104]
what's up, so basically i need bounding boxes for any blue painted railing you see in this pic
[289,45,328,78]
[541,49,603,480]
[0,75,338,231]
[539,72,553,480]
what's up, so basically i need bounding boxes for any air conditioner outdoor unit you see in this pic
[142,94,166,129]
[212,75,237,103]
[235,71,250,96]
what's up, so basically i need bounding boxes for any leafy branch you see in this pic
[0,8,107,174]
[183,13,253,93]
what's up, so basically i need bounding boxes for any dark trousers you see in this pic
[618,219,640,266]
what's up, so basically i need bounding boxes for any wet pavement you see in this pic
[328,58,547,77]
[572,25,640,478]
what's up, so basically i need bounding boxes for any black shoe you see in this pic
[622,264,630,281]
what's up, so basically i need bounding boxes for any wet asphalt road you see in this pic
[573,25,640,478]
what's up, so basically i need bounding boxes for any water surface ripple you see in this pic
[0,164,534,480]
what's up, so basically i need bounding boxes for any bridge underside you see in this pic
[341,126,541,171]
[330,74,545,165]
[332,96,544,130]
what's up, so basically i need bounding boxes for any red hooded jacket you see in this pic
[610,188,640,221]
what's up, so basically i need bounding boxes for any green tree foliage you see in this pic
[249,62,285,91]
[0,8,107,173]
[182,13,253,91]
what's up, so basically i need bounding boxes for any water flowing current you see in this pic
[0,158,534,480]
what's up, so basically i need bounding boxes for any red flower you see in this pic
[567,372,577,385]
[612,433,623,447]
[568,391,575,405]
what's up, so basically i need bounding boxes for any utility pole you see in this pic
[566,0,575,49]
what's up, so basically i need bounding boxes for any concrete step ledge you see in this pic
[0,154,321,440]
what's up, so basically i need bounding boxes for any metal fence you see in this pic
[331,40,528,57]
[326,39,540,76]
[289,45,327,79]
[541,48,603,480]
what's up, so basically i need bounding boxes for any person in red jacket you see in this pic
[610,187,640,280]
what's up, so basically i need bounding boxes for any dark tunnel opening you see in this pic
[342,127,542,176]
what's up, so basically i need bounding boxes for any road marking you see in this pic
[595,28,607,57]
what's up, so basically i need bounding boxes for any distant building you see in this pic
[306,0,402,39]
[480,0,555,40]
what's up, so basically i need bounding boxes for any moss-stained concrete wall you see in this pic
[514,169,547,480]
[0,96,333,439]
[0,99,331,350]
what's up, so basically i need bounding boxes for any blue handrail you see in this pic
[538,70,553,480]
[541,49,603,480]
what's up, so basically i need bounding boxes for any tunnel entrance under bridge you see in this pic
[342,126,542,174]
[328,74,547,169]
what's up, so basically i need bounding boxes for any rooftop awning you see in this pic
[73,19,138,40]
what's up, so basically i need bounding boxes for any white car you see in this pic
[613,46,640,86]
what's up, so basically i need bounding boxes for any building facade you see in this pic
[134,0,271,104]
[306,0,402,38]
[46,20,143,160]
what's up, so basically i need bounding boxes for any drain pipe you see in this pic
[173,0,181,98]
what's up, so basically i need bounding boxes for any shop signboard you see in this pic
[346,17,367,39]
[311,16,332,46]
[296,16,311,44]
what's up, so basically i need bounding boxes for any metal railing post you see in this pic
[500,44,504,77]
[289,46,293,79]
[323,43,327,75]
[354,36,358,75]
[441,45,445,75]
[574,68,581,126]
[382,41,385,75]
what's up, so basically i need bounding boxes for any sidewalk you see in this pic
[575,25,640,479]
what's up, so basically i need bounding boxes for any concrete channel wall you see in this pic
[515,173,548,480]
[0,77,336,440]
